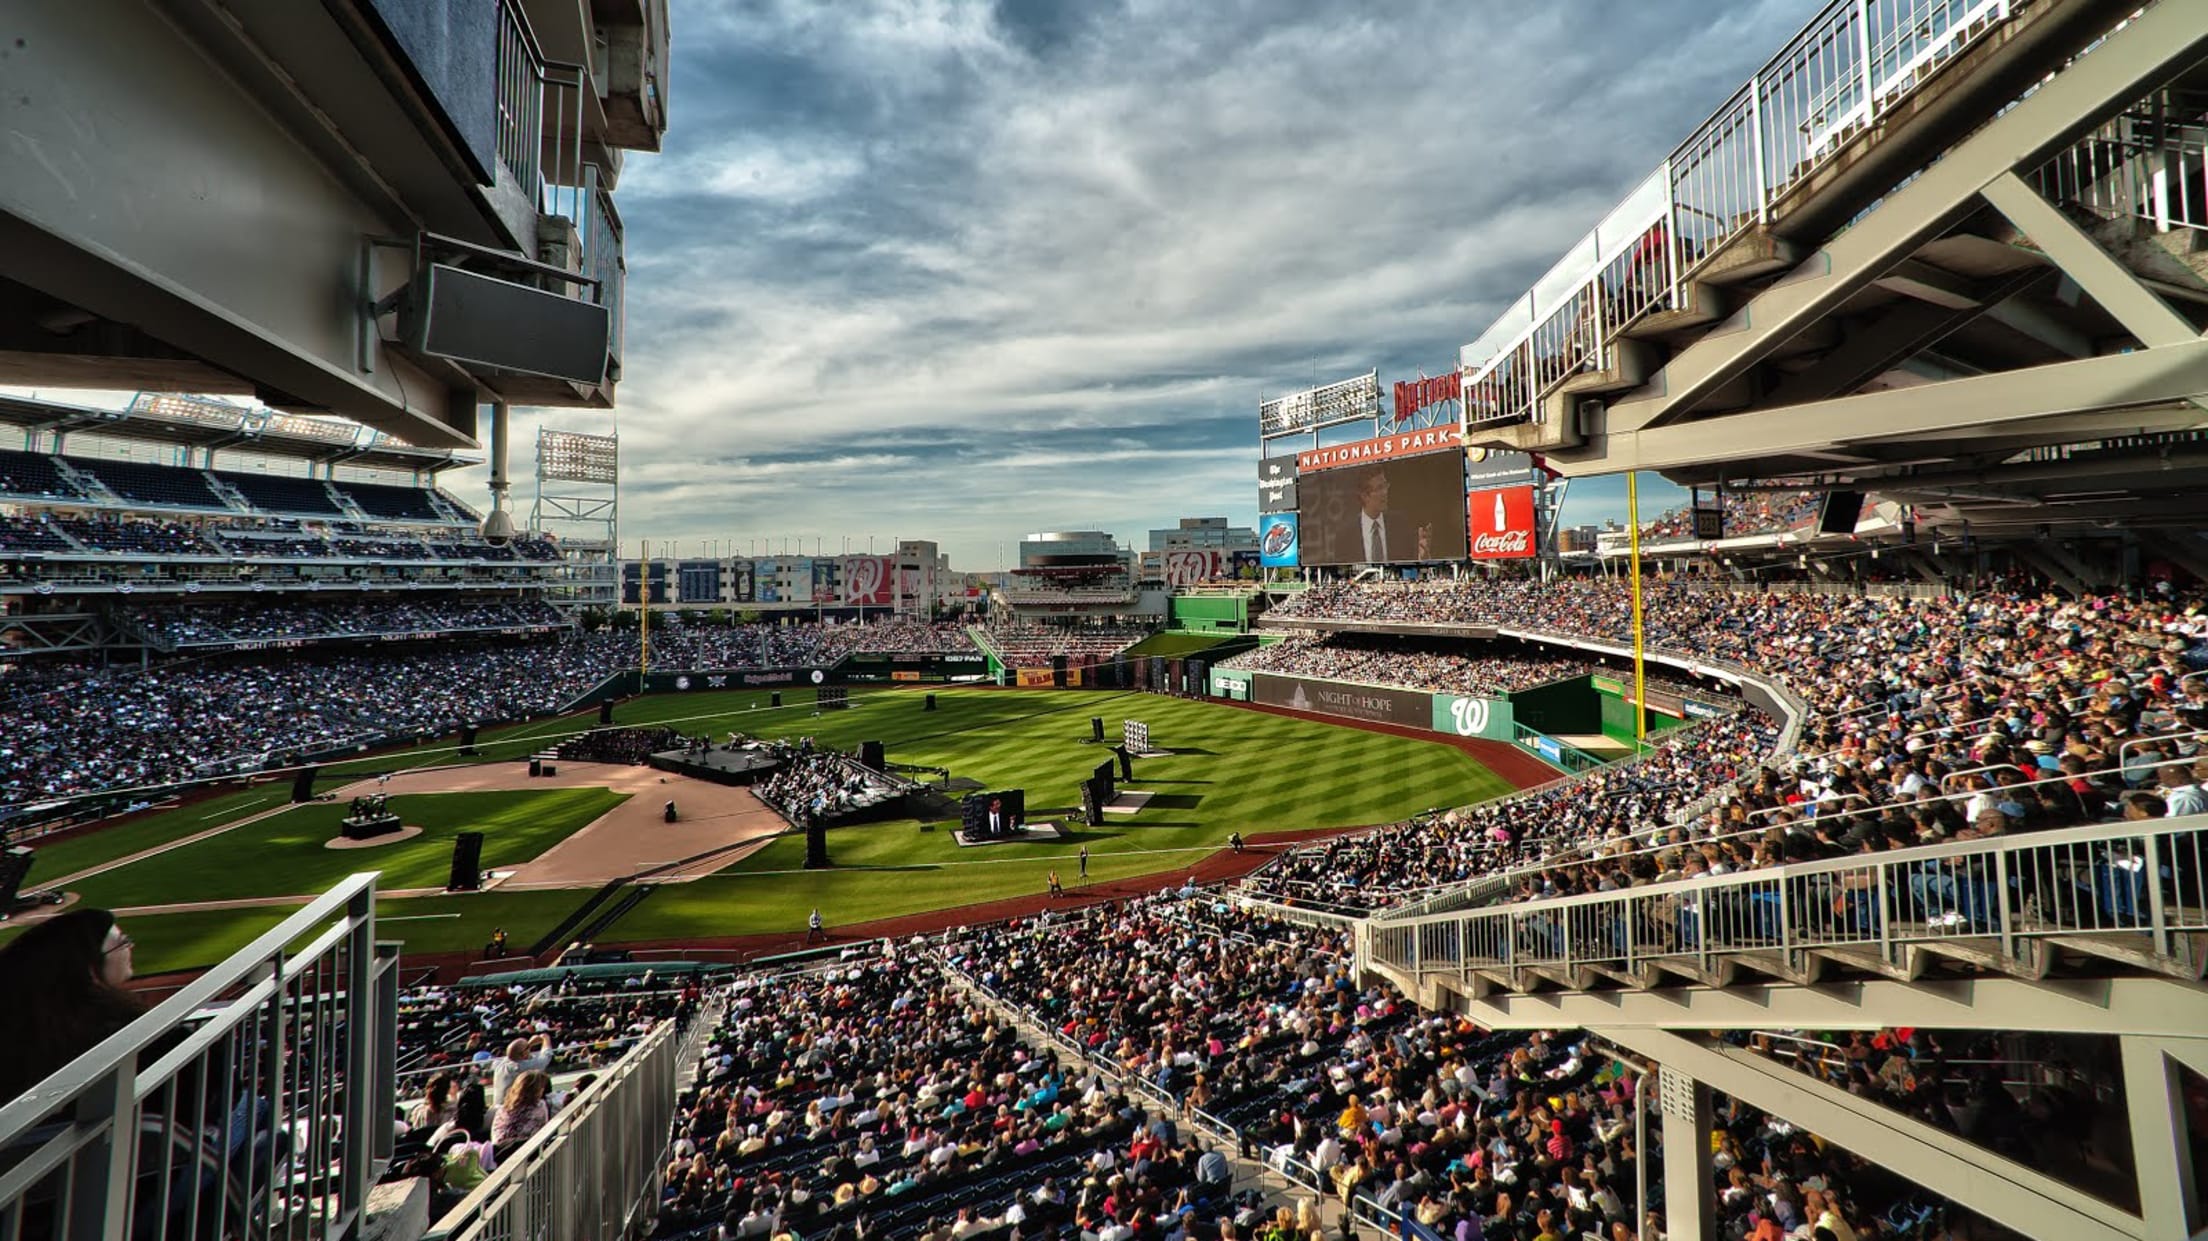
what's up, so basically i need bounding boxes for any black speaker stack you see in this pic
[924,693,937,711]
[1090,716,1105,744]
[459,723,480,755]
[448,832,486,891]
[771,692,783,708]
[859,740,886,771]
[0,847,34,911]
[291,766,320,804]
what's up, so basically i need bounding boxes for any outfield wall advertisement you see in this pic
[1208,667,1253,701]
[1428,693,1515,741]
[1252,672,1431,727]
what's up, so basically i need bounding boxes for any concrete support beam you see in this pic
[1601,0,2208,436]
[0,0,479,447]
[1660,1068,1714,1241]
[1443,974,2208,1037]
[1981,172,2200,348]
[2121,1036,2206,1241]
[1581,338,2208,475]
[1597,1029,2145,1241]
[1874,258,1985,310]
[1763,268,2042,406]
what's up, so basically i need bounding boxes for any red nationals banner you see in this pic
[1466,486,1537,559]
[1163,549,1227,586]
[839,555,895,605]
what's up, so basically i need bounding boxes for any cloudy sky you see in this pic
[15,0,1824,569]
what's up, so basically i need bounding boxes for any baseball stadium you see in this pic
[5,3,2208,1241]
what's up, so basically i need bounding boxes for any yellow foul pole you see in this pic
[1626,473,1647,745]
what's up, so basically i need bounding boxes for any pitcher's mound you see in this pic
[324,825,426,850]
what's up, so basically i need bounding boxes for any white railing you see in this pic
[2031,84,2208,234]
[0,874,395,1241]
[423,995,719,1241]
[1461,0,2022,429]
[1368,814,2208,985]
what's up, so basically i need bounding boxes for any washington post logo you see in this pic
[1449,697,1491,737]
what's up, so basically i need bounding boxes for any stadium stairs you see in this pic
[1357,813,2208,1241]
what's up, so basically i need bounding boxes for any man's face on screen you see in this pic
[1360,472,1389,518]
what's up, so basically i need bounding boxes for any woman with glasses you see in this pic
[0,907,143,1103]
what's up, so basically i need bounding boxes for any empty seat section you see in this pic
[214,470,342,515]
[72,457,224,508]
[0,448,81,499]
[334,480,444,521]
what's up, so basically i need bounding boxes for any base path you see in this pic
[333,761,786,888]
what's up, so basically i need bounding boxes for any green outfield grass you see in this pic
[60,787,626,909]
[26,687,1517,974]
[22,784,301,882]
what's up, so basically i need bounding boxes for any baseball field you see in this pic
[9,686,1527,976]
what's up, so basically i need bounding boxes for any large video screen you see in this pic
[1297,451,1467,565]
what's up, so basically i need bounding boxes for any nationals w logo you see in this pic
[1449,697,1491,737]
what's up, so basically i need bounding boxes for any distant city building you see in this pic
[1147,517,1257,553]
[618,538,976,618]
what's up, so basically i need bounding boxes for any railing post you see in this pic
[65,1056,135,1241]
[1994,847,2015,961]
[1856,0,1875,124]
[2145,833,2170,958]
[1749,75,1769,221]
[1662,158,1682,310]
[1876,860,1896,966]
[342,881,378,1223]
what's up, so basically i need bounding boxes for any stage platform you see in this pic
[952,820,1068,847]
[647,745,786,787]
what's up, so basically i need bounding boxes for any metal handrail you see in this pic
[1460,0,2022,427]
[1367,811,2208,984]
[0,874,391,1241]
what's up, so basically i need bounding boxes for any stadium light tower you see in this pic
[530,427,620,616]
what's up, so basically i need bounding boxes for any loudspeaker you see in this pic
[291,766,319,804]
[448,832,485,891]
[924,693,937,711]
[1094,760,1116,803]
[1114,745,1133,783]
[860,740,885,771]
[598,701,616,726]
[398,262,612,386]
[1816,490,1866,535]
[528,759,543,778]
[1081,780,1104,827]
[541,764,557,777]
[0,847,33,910]
[459,723,479,754]
[1052,654,1069,689]
[771,692,783,708]
[1091,717,1105,744]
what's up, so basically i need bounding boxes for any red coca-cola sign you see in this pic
[1467,485,1537,559]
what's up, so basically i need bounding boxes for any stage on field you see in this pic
[646,744,785,787]
[950,820,1068,847]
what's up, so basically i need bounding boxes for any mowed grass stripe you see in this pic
[64,787,627,908]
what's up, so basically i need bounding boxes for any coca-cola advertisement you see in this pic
[1466,485,1537,560]
[838,555,896,606]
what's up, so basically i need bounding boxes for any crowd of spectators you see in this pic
[558,727,688,766]
[1635,491,1827,544]
[385,969,706,1213]
[652,952,1258,1241]
[757,742,904,826]
[0,620,988,804]
[983,625,1154,664]
[1247,580,2208,913]
[1222,635,1591,698]
[942,895,1935,1240]
[142,598,561,646]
